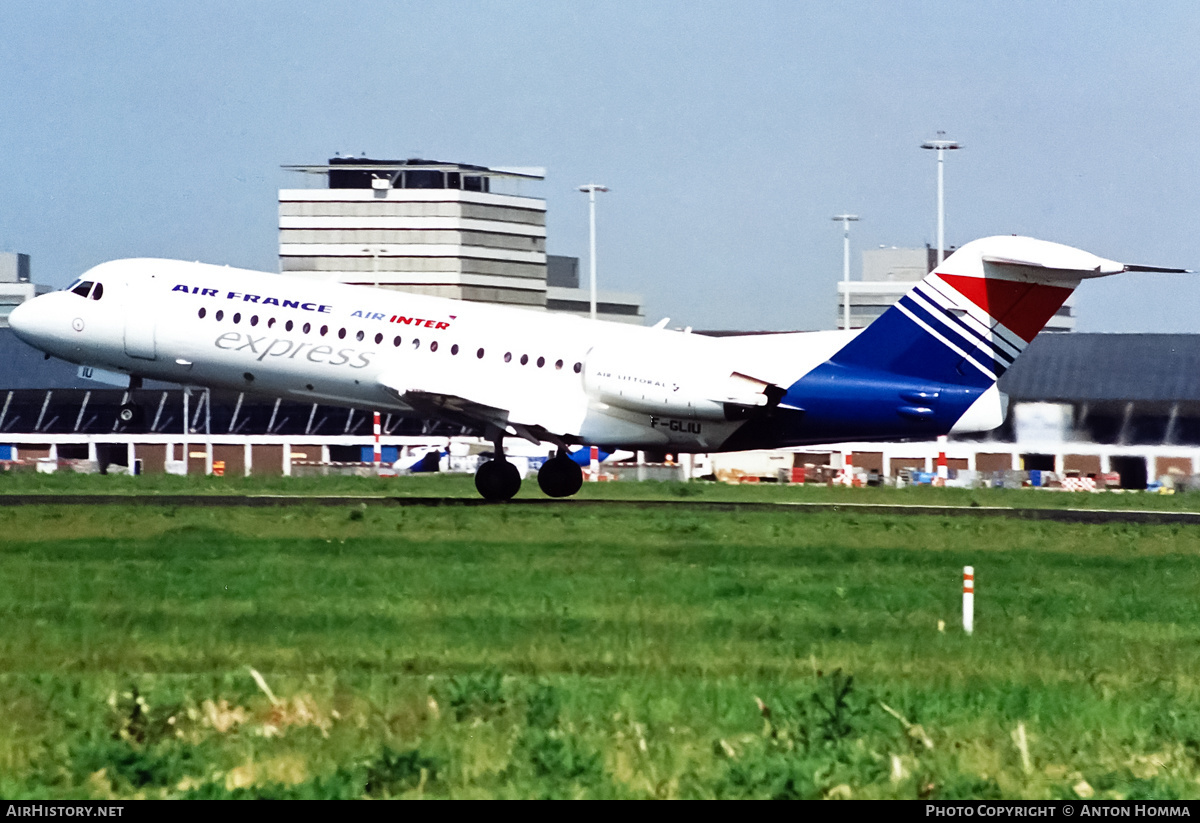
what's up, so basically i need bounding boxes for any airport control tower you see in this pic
[279,156,643,323]
[279,157,550,309]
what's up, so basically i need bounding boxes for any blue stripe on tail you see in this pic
[721,303,993,450]
[830,298,998,388]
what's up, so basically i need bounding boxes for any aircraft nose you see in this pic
[9,293,61,350]
[8,299,34,340]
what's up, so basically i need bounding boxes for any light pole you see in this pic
[832,214,859,330]
[578,184,609,320]
[920,131,961,266]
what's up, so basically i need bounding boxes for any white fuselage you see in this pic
[11,259,855,452]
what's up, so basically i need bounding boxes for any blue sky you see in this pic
[2,1,1199,332]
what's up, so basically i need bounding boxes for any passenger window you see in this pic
[573,362,582,373]
[504,352,512,363]
[216,310,225,321]
[302,322,311,334]
[338,328,346,339]
[393,336,402,347]
[233,313,241,324]
[430,341,439,353]
[412,339,421,349]
[250,315,259,326]
[555,359,563,370]
[285,320,293,332]
[520,354,529,366]
[356,330,365,342]
[451,344,459,355]
[537,356,545,368]
[477,348,485,359]
[374,332,383,345]
[198,308,207,319]
[320,325,328,336]
[268,318,276,328]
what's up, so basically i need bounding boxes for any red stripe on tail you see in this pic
[939,274,1073,343]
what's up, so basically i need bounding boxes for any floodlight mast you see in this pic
[578,184,609,320]
[832,214,859,330]
[920,132,961,267]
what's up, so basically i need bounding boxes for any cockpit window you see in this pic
[70,281,104,300]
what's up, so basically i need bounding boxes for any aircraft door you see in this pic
[123,279,157,360]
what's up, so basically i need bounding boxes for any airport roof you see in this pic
[998,333,1200,403]
[281,157,545,180]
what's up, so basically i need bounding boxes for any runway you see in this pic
[2,493,1198,525]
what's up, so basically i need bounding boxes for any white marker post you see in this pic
[963,566,975,635]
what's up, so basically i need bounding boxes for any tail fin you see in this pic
[832,236,1138,388]
[767,236,1181,444]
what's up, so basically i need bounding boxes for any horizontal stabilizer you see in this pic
[981,252,1123,280]
[984,256,1190,276]
[980,239,1189,281]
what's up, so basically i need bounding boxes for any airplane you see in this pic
[8,235,1184,500]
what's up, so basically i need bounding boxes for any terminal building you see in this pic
[836,245,1076,332]
[278,157,642,323]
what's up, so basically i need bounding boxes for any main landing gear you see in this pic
[474,427,523,501]
[474,458,522,501]
[536,452,584,498]
[472,430,585,502]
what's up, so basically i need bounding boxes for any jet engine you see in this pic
[582,342,780,421]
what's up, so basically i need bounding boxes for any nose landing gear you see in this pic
[117,376,145,429]
[117,403,144,427]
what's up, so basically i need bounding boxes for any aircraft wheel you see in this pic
[475,459,521,501]
[117,402,144,427]
[537,455,584,498]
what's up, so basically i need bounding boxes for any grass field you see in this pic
[5,467,1200,512]
[2,483,1200,798]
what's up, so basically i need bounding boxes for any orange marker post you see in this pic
[836,452,854,486]
[936,435,949,486]
[373,411,382,465]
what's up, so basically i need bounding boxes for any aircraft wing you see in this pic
[376,369,584,444]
